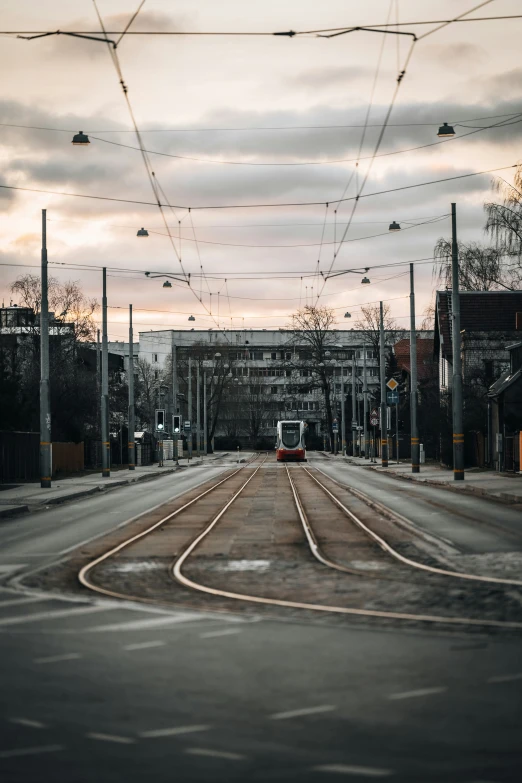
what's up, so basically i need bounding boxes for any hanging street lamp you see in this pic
[389,220,401,231]
[162,281,172,288]
[137,227,149,237]
[72,131,90,146]
[437,122,455,137]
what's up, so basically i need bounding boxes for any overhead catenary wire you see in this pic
[0,162,516,210]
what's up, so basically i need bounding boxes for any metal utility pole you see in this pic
[171,336,178,465]
[196,362,201,457]
[203,371,208,455]
[379,301,388,467]
[128,305,135,470]
[341,362,346,456]
[40,209,51,488]
[188,356,193,460]
[363,346,368,459]
[451,203,465,480]
[409,263,419,473]
[101,267,110,477]
[351,356,357,457]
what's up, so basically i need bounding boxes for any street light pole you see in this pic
[203,370,208,455]
[40,209,51,488]
[196,362,201,457]
[410,264,419,473]
[188,356,193,460]
[101,267,110,477]
[171,336,178,465]
[379,301,389,467]
[451,203,465,480]
[128,304,135,470]
[363,345,368,459]
[341,361,346,456]
[351,355,357,457]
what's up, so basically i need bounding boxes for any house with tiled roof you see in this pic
[434,290,522,391]
[393,336,435,382]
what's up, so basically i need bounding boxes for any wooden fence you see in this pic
[52,442,84,475]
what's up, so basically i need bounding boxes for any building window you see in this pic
[285,352,292,361]
[270,386,278,395]
[153,353,158,362]
[271,352,277,360]
[154,370,159,380]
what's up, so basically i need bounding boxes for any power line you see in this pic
[5,11,521,36]
[1,162,515,210]
[2,112,518,133]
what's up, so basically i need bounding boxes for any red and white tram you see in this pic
[276,420,307,462]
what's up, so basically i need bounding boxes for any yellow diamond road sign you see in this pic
[386,378,399,391]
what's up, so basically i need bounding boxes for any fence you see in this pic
[52,442,84,475]
[0,431,39,483]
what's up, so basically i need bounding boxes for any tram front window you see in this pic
[282,423,301,449]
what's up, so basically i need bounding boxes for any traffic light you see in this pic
[172,415,181,433]
[155,409,166,431]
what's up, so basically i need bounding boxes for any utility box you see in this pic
[419,444,425,464]
[496,433,503,453]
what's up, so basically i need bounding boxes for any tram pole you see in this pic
[203,371,208,456]
[101,267,110,477]
[171,337,178,465]
[39,209,51,488]
[379,301,388,467]
[188,356,193,460]
[128,304,135,470]
[451,203,465,480]
[351,357,357,457]
[363,345,368,459]
[196,362,201,457]
[409,263,419,473]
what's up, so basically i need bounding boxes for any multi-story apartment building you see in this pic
[136,328,385,441]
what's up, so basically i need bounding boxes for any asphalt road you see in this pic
[311,456,522,554]
[0,459,521,782]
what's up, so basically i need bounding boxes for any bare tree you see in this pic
[287,305,337,450]
[353,303,401,356]
[434,239,514,291]
[485,163,522,277]
[10,274,98,341]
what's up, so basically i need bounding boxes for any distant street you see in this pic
[1,457,521,782]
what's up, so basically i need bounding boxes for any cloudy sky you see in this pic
[1,0,521,341]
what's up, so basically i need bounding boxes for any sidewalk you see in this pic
[0,452,230,519]
[321,454,522,505]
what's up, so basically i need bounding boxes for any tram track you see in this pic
[78,455,522,632]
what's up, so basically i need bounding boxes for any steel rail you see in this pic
[78,453,261,601]
[305,465,522,587]
[172,462,522,630]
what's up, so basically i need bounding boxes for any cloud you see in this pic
[423,42,486,69]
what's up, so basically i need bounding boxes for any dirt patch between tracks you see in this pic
[23,458,522,634]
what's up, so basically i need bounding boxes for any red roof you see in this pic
[394,337,435,380]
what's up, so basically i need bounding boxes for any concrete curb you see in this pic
[0,504,30,519]
[338,456,522,506]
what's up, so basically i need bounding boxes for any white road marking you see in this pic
[87,733,135,744]
[0,605,112,627]
[140,725,211,738]
[185,748,246,760]
[314,764,393,777]
[270,705,336,720]
[123,640,166,651]
[388,687,447,700]
[34,653,82,665]
[487,673,522,684]
[0,745,64,759]
[84,614,203,633]
[0,565,28,575]
[9,718,47,729]
[0,596,47,609]
[200,628,242,639]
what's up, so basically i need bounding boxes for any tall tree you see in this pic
[485,164,522,286]
[287,305,337,450]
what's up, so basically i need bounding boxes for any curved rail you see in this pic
[172,462,522,630]
[78,454,261,602]
[306,465,522,587]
